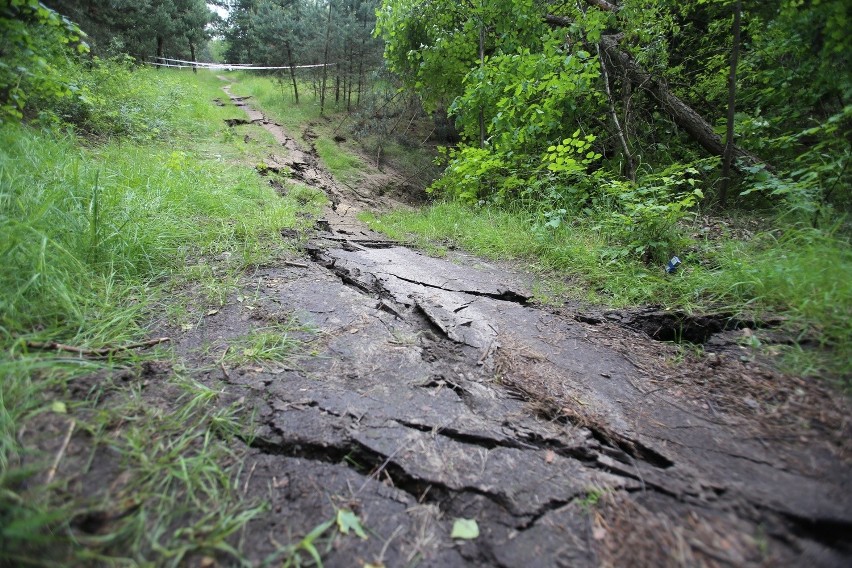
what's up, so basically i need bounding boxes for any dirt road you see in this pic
[169,84,852,567]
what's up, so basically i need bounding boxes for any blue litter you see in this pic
[666,256,681,274]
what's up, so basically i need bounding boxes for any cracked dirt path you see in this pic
[176,83,852,566]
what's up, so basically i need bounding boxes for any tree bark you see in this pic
[719,0,742,208]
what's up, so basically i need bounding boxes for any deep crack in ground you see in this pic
[182,82,852,567]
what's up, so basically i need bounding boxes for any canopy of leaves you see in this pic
[377,0,850,257]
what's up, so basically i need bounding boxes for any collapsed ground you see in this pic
[17,78,852,567]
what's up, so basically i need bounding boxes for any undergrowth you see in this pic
[364,201,852,380]
[0,64,321,564]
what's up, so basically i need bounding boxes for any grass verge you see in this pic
[1,65,321,564]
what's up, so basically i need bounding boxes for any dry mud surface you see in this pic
[160,86,851,566]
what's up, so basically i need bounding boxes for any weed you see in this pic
[223,322,305,366]
[577,486,610,511]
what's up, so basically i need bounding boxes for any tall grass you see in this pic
[0,123,302,343]
[1,65,321,564]
[365,201,852,378]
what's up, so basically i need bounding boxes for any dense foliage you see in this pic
[221,0,384,110]
[0,0,88,119]
[376,0,850,260]
[46,0,214,61]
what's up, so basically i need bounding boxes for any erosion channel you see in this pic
[174,83,852,567]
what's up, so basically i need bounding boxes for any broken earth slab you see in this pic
[183,84,852,566]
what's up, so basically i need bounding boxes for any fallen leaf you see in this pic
[181,323,194,331]
[51,401,67,414]
[336,509,368,540]
[206,309,219,316]
[451,518,479,540]
[350,328,359,334]
[544,449,555,464]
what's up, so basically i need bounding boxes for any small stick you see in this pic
[283,260,309,268]
[27,337,170,357]
[477,339,495,365]
[45,420,75,485]
[357,444,406,495]
[243,461,258,494]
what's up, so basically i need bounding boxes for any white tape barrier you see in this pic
[149,57,335,71]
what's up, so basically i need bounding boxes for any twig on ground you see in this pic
[477,339,495,365]
[284,260,309,268]
[27,337,170,357]
[357,444,406,495]
[243,461,258,494]
[45,419,75,485]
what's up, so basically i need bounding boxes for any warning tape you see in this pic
[149,57,335,70]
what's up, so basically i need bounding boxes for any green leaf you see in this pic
[336,509,368,540]
[451,518,479,540]
[51,401,67,414]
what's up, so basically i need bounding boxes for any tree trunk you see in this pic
[189,42,197,74]
[320,1,333,115]
[478,17,486,148]
[719,0,742,208]
[156,35,164,69]
[286,41,299,104]
[597,43,635,181]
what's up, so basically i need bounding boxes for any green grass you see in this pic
[364,201,852,380]
[223,322,305,366]
[0,65,321,564]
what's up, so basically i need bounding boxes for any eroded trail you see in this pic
[188,85,851,566]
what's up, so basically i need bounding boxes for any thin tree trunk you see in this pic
[156,35,164,69]
[478,17,486,148]
[320,1,333,115]
[189,41,197,74]
[286,42,299,103]
[597,43,635,181]
[719,0,742,208]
